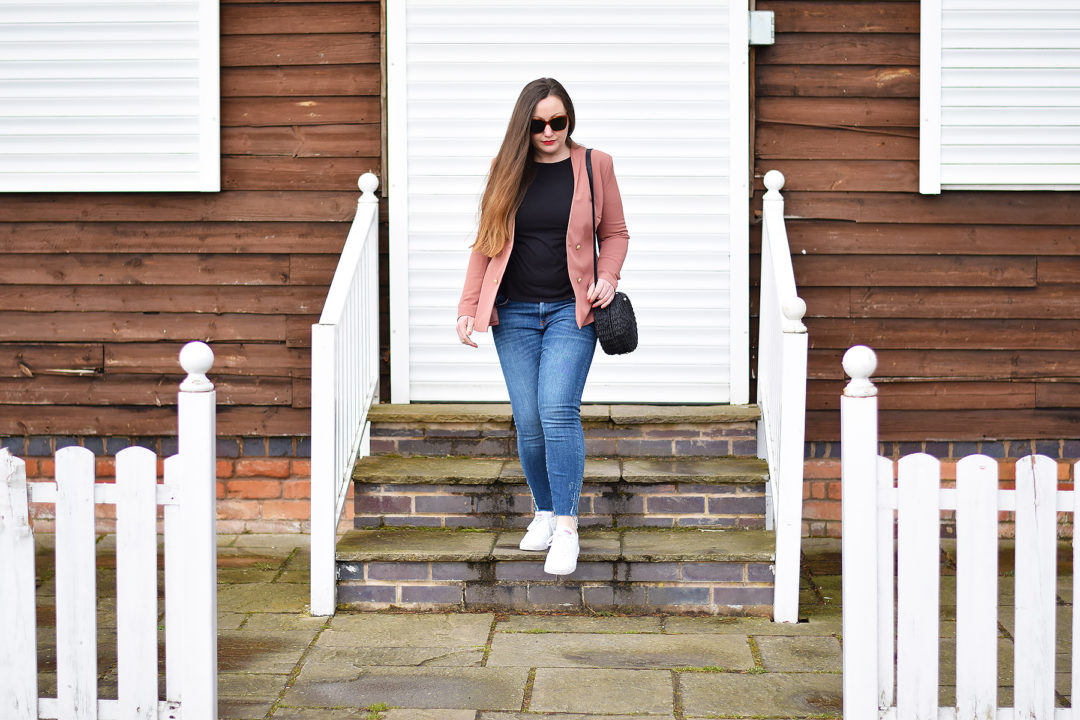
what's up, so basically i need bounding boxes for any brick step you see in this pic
[335,527,775,615]
[352,456,769,530]
[367,403,760,458]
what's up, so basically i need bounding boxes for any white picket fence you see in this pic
[841,345,1078,719]
[756,169,808,623]
[0,342,218,720]
[310,173,381,617]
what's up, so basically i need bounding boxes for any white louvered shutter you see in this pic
[0,1,220,192]
[389,0,749,403]
[921,0,1080,192]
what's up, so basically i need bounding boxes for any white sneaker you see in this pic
[518,512,555,551]
[544,527,579,575]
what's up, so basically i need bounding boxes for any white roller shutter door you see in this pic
[389,0,749,403]
[0,1,220,192]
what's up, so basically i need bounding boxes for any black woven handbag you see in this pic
[586,149,638,355]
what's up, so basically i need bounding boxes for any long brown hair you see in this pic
[472,78,576,257]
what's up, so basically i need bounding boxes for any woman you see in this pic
[455,78,629,575]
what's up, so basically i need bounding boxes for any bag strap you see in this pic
[586,148,600,286]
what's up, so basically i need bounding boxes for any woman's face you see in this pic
[530,95,571,163]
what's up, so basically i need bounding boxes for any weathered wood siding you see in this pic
[0,0,384,437]
[754,0,1080,441]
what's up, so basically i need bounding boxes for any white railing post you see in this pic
[841,345,880,718]
[0,449,36,720]
[311,172,381,617]
[177,341,217,720]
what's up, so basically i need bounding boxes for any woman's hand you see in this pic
[587,278,616,308]
[456,315,477,348]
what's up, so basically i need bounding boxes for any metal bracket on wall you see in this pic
[749,11,775,45]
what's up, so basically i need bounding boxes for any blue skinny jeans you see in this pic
[491,296,597,516]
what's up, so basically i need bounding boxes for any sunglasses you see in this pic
[530,115,569,134]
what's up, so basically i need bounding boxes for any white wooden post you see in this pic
[162,454,184,706]
[177,341,218,720]
[841,345,880,718]
[0,449,37,720]
[875,454,895,709]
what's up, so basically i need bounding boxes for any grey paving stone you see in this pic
[299,646,484,678]
[217,672,292,700]
[755,635,843,672]
[218,629,319,672]
[217,582,309,613]
[665,615,842,636]
[218,699,278,719]
[273,709,389,720]
[620,528,774,562]
[337,529,497,562]
[384,711,477,720]
[231,533,309,552]
[322,613,494,648]
[284,667,528,710]
[368,402,515,424]
[530,668,673,714]
[621,457,767,483]
[487,633,752,670]
[496,615,662,634]
[352,455,506,484]
[241,612,328,632]
[680,671,843,717]
[491,530,621,561]
[500,458,620,482]
[482,715,672,720]
[218,611,249,630]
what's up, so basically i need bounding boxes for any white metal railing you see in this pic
[756,169,808,623]
[0,341,218,720]
[310,173,381,616]
[841,345,1078,719]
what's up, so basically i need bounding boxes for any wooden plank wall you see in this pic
[753,0,1080,441]
[0,0,385,438]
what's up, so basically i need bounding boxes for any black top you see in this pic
[501,157,575,302]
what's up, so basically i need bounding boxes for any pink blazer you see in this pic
[457,144,629,331]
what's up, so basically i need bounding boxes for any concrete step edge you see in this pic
[368,402,761,426]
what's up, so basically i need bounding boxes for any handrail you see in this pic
[310,173,381,616]
[756,170,808,623]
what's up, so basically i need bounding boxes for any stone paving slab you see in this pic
[496,614,663,634]
[337,529,498,562]
[323,612,494,647]
[620,528,774,562]
[755,635,843,672]
[609,404,760,424]
[218,672,292,699]
[368,402,515,423]
[217,582,310,613]
[492,530,621,561]
[621,457,768,483]
[499,457,621,482]
[530,667,673,714]
[284,667,529,710]
[482,714,674,720]
[385,711,477,720]
[219,699,278,719]
[664,615,841,635]
[299,646,484,675]
[218,629,319,673]
[272,709,393,720]
[680,671,843,717]
[487,632,753,670]
[353,456,506,484]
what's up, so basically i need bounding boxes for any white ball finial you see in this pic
[358,172,379,203]
[763,170,785,198]
[180,341,215,392]
[782,296,806,322]
[842,345,877,397]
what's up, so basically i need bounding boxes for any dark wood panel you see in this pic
[0,405,311,436]
[105,343,310,378]
[292,377,311,408]
[1036,258,1080,284]
[0,375,292,406]
[849,287,1080,318]
[0,254,289,286]
[222,125,380,157]
[807,409,1080,441]
[222,157,381,191]
[289,255,339,285]
[285,315,319,348]
[809,349,1080,380]
[758,33,918,65]
[221,34,379,67]
[0,192,360,222]
[754,159,918,192]
[758,66,918,98]
[222,65,380,97]
[751,287,852,317]
[1,345,103,379]
[761,1,919,33]
[808,379,1036,411]
[221,3,379,34]
[1,287,326,314]
[223,97,380,127]
[773,191,1080,225]
[1036,383,1080,408]
[0,312,287,343]
[771,222,1080,255]
[0,222,349,254]
[782,255,1037,287]
[756,124,917,160]
[806,318,1080,350]
[756,97,918,127]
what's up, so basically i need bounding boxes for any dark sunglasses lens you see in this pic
[549,115,568,131]
[529,118,546,134]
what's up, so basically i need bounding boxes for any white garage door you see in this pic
[388,0,749,403]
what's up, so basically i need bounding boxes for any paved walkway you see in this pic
[41,533,1075,718]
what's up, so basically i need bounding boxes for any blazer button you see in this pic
[577,277,582,283]
[575,244,581,250]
